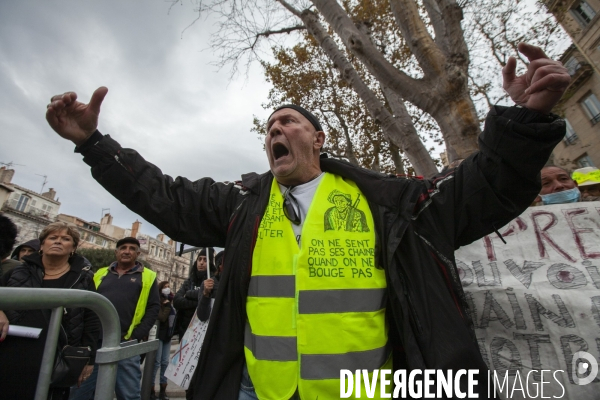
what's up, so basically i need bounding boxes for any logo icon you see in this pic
[572,351,598,385]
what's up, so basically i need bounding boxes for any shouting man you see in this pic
[47,43,569,399]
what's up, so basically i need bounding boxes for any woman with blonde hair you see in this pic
[0,221,100,400]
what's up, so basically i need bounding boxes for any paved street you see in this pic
[142,338,186,400]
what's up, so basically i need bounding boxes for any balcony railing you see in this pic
[591,113,600,125]
[3,200,56,220]
[566,61,582,76]
[564,133,579,145]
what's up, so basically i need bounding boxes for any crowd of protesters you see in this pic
[0,214,224,400]
[2,38,594,399]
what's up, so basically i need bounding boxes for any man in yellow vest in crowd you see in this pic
[47,43,569,399]
[70,237,160,400]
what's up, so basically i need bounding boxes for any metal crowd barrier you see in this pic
[0,287,159,400]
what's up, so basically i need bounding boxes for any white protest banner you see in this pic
[456,202,600,399]
[165,299,213,389]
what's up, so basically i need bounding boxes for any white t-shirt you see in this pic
[278,173,324,247]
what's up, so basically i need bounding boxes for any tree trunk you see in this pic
[301,9,439,177]
[381,86,439,177]
[311,0,481,160]
[389,143,406,175]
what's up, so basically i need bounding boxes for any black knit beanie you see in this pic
[269,104,323,132]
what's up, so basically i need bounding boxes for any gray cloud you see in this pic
[0,0,271,239]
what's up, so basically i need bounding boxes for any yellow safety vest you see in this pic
[245,173,391,400]
[94,266,157,340]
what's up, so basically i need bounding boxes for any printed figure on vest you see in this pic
[47,43,570,399]
[324,190,369,232]
[69,237,160,400]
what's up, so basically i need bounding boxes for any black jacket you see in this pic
[173,269,209,337]
[76,106,564,399]
[157,293,174,342]
[2,252,101,363]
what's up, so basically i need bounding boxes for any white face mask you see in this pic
[162,288,171,296]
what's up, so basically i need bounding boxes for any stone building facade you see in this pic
[1,167,192,288]
[57,213,116,250]
[0,167,61,244]
[543,0,600,169]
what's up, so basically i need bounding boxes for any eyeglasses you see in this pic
[282,187,301,225]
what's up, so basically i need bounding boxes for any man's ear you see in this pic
[314,131,325,150]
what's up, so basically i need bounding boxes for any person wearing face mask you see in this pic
[173,248,215,340]
[152,281,176,400]
[535,165,581,205]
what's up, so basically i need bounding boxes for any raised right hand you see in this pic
[46,86,108,146]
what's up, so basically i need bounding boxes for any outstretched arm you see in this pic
[45,87,242,246]
[419,43,570,248]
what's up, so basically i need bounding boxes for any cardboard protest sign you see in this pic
[455,202,600,399]
[165,299,214,390]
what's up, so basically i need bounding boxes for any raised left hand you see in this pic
[502,43,571,114]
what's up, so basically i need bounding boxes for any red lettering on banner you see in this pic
[563,208,600,259]
[531,211,576,262]
[483,217,528,261]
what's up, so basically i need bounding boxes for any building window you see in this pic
[571,0,596,26]
[576,154,595,168]
[16,195,30,212]
[564,119,579,145]
[581,93,600,124]
[564,57,581,76]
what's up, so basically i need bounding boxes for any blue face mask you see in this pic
[539,187,581,205]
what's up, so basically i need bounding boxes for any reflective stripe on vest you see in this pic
[94,266,157,340]
[245,173,390,400]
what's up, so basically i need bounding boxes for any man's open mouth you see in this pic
[272,143,290,160]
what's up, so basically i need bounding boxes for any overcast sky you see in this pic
[0,1,273,240]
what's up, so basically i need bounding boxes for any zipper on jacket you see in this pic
[430,251,464,320]
[228,198,248,236]
[398,274,423,334]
